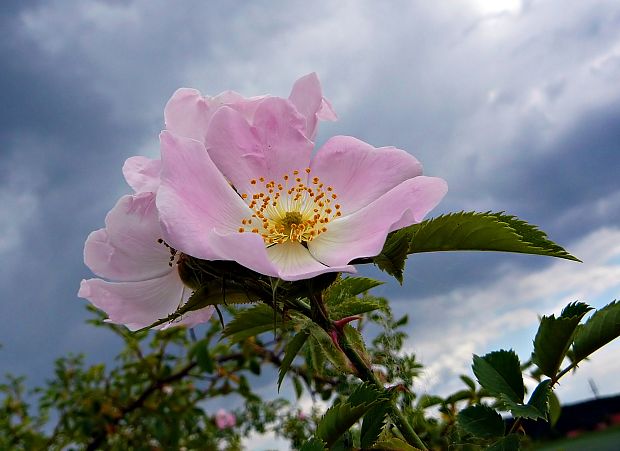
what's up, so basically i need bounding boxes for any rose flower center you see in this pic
[238,168,342,245]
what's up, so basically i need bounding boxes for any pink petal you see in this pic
[308,176,448,266]
[78,271,199,331]
[123,156,161,193]
[310,136,424,215]
[317,96,337,121]
[164,88,267,143]
[164,88,213,142]
[84,193,171,282]
[205,98,313,195]
[266,241,356,281]
[289,73,336,140]
[206,232,355,281]
[156,131,251,260]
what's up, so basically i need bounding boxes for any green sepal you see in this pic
[277,330,310,391]
[136,282,257,331]
[457,404,505,439]
[472,350,524,404]
[531,302,592,378]
[572,300,620,364]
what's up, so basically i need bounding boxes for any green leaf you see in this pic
[373,227,411,283]
[370,437,422,450]
[572,300,620,364]
[360,402,390,448]
[347,383,387,406]
[277,330,310,391]
[472,350,524,403]
[532,302,591,378]
[526,379,551,421]
[457,404,505,439]
[403,211,579,260]
[445,389,474,404]
[293,376,304,399]
[488,434,521,451]
[329,298,384,320]
[190,341,214,374]
[342,324,372,368]
[560,302,592,319]
[307,324,351,373]
[221,304,285,343]
[315,400,380,447]
[460,374,477,391]
[548,391,561,427]
[416,394,444,409]
[499,395,546,420]
[326,277,384,305]
[300,438,327,451]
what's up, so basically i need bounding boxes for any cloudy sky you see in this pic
[2,0,620,446]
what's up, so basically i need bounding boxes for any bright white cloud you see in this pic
[400,227,620,401]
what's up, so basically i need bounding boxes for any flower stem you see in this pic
[308,291,428,450]
[336,327,428,450]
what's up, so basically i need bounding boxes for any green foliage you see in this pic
[360,403,389,448]
[488,434,521,451]
[572,300,620,363]
[526,379,552,421]
[315,384,384,447]
[531,302,592,379]
[370,437,422,450]
[472,350,524,404]
[374,211,579,282]
[499,395,546,420]
[326,277,384,303]
[190,339,215,373]
[548,391,561,427]
[278,330,310,391]
[4,262,620,451]
[458,404,505,438]
[373,227,411,283]
[299,438,327,451]
[221,303,286,342]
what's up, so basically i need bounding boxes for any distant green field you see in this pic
[534,426,620,451]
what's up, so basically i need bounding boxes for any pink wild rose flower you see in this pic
[155,95,448,281]
[122,73,335,195]
[78,192,214,330]
[214,409,236,430]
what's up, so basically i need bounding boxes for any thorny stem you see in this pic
[309,291,428,450]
